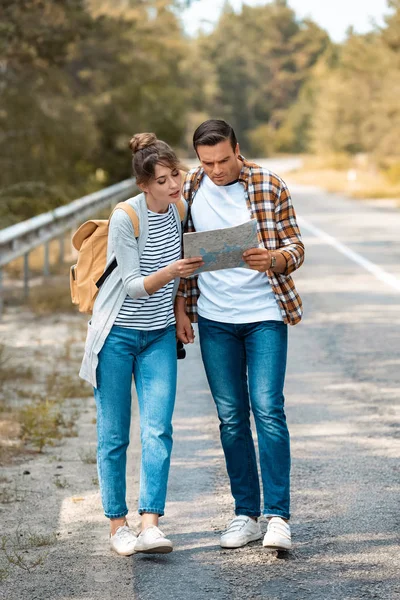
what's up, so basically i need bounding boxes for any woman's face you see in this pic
[141,163,182,208]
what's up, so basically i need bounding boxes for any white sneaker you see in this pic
[134,526,173,554]
[110,524,137,556]
[220,515,262,549]
[263,517,292,550]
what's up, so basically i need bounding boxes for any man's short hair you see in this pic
[193,119,238,153]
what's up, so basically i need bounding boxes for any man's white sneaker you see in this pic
[110,524,137,556]
[134,526,173,554]
[263,517,292,550]
[220,516,262,549]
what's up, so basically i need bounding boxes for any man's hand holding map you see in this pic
[183,219,259,275]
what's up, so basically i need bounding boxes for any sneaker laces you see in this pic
[113,525,135,541]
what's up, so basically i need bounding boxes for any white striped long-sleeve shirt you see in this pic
[114,205,180,330]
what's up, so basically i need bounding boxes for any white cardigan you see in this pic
[79,192,187,388]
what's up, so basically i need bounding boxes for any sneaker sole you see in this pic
[220,532,263,549]
[110,545,137,556]
[134,544,173,554]
[263,541,292,551]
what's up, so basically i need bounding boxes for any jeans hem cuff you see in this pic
[235,510,261,518]
[105,510,128,519]
[139,508,165,516]
[264,511,290,520]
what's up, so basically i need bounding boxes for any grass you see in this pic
[289,154,400,203]
[1,336,92,459]
[0,344,33,384]
[17,373,90,452]
[27,276,80,315]
[46,371,92,400]
[18,399,63,453]
[54,476,69,489]
[1,526,56,576]
[78,448,97,464]
[0,480,26,504]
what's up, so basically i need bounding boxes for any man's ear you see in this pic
[235,142,240,157]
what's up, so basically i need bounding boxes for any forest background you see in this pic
[1,0,400,228]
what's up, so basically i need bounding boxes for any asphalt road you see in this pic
[1,171,399,600]
[129,177,400,600]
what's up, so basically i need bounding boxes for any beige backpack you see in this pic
[70,200,185,314]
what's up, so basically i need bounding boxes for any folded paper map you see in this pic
[183,219,259,274]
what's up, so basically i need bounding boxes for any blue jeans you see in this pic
[198,316,290,520]
[94,324,177,519]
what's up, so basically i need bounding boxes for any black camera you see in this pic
[177,340,186,360]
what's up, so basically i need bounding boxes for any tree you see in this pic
[310,19,400,158]
[198,1,329,153]
[0,0,195,226]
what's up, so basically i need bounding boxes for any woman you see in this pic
[79,133,203,556]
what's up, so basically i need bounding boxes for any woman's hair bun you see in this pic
[129,132,158,154]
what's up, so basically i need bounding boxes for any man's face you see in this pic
[196,140,242,186]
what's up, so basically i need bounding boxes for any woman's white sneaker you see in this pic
[110,524,137,556]
[263,517,292,550]
[220,516,262,548]
[134,526,173,554]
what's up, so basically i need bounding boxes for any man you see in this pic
[175,119,304,551]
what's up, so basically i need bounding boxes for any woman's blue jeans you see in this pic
[198,315,290,520]
[94,324,177,519]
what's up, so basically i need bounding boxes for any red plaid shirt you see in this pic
[178,156,305,325]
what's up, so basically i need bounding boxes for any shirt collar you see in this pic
[237,155,252,187]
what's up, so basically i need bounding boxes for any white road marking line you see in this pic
[298,216,400,293]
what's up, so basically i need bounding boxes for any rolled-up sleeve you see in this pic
[109,209,149,299]
[177,278,187,298]
[275,184,305,275]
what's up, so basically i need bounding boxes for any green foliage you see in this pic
[1,0,400,226]
[1,526,56,575]
[197,1,329,153]
[0,183,70,228]
[309,4,400,159]
[78,448,97,464]
[384,161,400,184]
[18,399,63,452]
[0,0,193,223]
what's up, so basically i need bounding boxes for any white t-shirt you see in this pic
[190,175,283,324]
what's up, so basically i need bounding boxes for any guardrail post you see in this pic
[70,226,76,257]
[0,179,138,301]
[0,268,3,318]
[23,252,29,299]
[44,241,50,277]
[59,235,64,264]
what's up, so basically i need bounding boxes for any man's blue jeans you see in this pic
[198,315,290,520]
[94,324,177,519]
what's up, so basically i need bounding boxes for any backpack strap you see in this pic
[111,202,140,237]
[96,202,139,289]
[175,198,186,221]
[186,167,202,208]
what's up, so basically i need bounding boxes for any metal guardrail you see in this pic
[0,178,139,314]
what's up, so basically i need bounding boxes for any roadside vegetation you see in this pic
[0,310,96,583]
[1,526,57,581]
[1,0,399,232]
[0,326,91,465]
[289,154,400,203]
